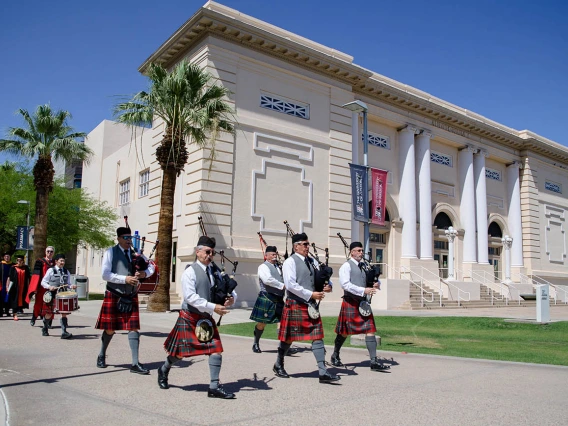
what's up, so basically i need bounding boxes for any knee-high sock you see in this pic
[99,332,114,357]
[161,355,181,374]
[253,325,264,344]
[60,317,69,334]
[312,340,327,375]
[208,354,222,390]
[128,331,140,365]
[333,334,347,355]
[365,335,377,360]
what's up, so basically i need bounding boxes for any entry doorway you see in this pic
[434,239,449,278]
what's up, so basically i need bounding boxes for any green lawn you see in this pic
[219,316,568,366]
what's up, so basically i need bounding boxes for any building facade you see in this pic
[80,2,568,307]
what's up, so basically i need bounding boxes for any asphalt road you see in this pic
[1,301,567,426]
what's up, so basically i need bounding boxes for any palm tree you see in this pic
[0,105,92,261]
[114,60,235,312]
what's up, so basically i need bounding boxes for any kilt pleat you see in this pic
[164,310,223,358]
[278,299,324,342]
[335,296,376,335]
[249,292,283,323]
[95,291,140,331]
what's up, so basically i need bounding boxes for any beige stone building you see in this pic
[79,1,568,309]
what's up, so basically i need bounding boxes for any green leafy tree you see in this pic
[0,164,116,256]
[0,162,34,255]
[0,105,94,262]
[114,60,235,311]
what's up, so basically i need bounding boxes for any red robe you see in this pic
[26,258,54,308]
[8,265,30,309]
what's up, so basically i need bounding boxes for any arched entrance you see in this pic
[433,212,453,278]
[488,221,503,280]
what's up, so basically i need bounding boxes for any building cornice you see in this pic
[139,1,568,164]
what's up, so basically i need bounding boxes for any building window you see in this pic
[364,132,390,149]
[545,181,562,194]
[488,247,502,256]
[370,233,386,244]
[260,93,309,119]
[485,168,501,181]
[431,151,452,167]
[139,169,150,198]
[119,179,130,205]
[434,240,449,250]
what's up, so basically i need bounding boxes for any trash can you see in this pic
[75,275,89,300]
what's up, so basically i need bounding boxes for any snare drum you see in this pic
[55,291,79,313]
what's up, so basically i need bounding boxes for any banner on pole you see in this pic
[371,168,388,225]
[349,163,368,222]
[16,226,28,250]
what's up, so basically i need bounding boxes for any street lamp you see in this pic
[17,200,30,265]
[342,100,370,260]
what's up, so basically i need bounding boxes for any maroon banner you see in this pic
[371,168,388,225]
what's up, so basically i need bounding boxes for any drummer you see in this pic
[40,254,76,339]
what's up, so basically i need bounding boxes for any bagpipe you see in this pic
[284,220,333,319]
[197,216,238,325]
[337,232,381,317]
[124,216,159,293]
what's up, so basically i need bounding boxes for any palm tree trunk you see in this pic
[147,166,177,312]
[32,186,49,261]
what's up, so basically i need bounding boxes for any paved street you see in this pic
[1,301,567,425]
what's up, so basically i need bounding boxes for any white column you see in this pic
[351,112,360,242]
[459,146,478,263]
[445,226,458,280]
[507,162,524,267]
[474,150,489,264]
[398,125,418,258]
[416,131,433,259]
[502,235,513,283]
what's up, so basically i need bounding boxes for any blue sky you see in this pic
[1,0,566,164]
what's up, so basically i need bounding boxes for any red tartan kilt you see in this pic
[164,310,223,358]
[40,297,59,317]
[335,296,376,335]
[95,291,140,331]
[278,299,324,342]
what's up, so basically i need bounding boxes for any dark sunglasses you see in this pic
[297,242,310,246]
[121,236,133,240]
[204,250,216,255]
[46,250,54,253]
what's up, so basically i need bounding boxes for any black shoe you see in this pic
[30,318,35,326]
[273,363,290,378]
[252,343,262,353]
[130,363,150,375]
[207,387,235,399]
[157,368,169,389]
[286,347,298,356]
[330,352,343,367]
[370,358,390,371]
[61,332,73,339]
[97,355,107,369]
[319,372,341,383]
[42,328,49,337]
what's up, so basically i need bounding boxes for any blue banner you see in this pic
[16,226,28,250]
[349,163,368,222]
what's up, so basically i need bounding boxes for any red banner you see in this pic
[371,168,388,225]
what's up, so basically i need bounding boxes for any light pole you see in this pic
[17,200,30,265]
[342,100,370,261]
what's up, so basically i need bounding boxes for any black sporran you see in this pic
[117,296,134,314]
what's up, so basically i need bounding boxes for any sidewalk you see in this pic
[0,301,566,425]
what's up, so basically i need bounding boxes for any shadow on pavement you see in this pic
[0,369,128,389]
